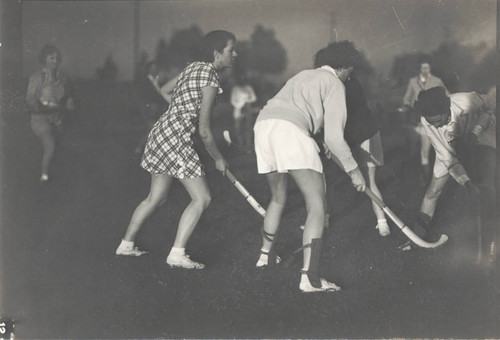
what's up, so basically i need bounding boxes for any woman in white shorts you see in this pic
[351,132,389,235]
[344,76,390,237]
[253,41,366,293]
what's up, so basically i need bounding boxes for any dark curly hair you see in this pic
[199,30,236,62]
[414,87,450,118]
[314,41,361,69]
[38,44,62,65]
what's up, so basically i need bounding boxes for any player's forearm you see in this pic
[199,126,223,161]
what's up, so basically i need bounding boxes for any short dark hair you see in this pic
[38,44,62,65]
[199,30,236,62]
[314,41,361,69]
[414,87,450,118]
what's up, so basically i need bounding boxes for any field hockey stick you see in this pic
[225,169,266,217]
[364,187,449,248]
[201,137,266,218]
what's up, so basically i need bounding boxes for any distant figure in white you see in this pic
[399,56,448,185]
[230,73,257,147]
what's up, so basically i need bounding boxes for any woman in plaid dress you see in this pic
[116,30,237,269]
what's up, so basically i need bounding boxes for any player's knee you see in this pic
[143,194,164,209]
[194,193,211,210]
[271,193,287,206]
[307,199,325,216]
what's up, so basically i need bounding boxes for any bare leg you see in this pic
[361,167,384,220]
[362,166,389,236]
[123,174,173,241]
[31,115,56,179]
[288,169,325,271]
[173,176,212,248]
[256,172,288,267]
[290,169,339,292]
[261,172,288,252]
[165,176,211,269]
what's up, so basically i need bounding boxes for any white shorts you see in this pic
[254,119,323,174]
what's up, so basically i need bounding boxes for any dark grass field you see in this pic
[0,81,498,339]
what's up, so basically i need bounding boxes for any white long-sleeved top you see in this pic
[403,74,448,107]
[256,66,358,172]
[422,91,496,185]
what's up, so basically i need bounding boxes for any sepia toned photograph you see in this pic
[0,0,497,339]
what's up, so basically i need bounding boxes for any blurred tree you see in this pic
[390,40,494,93]
[352,50,374,78]
[389,52,428,87]
[465,48,496,93]
[134,50,150,83]
[430,41,475,92]
[232,25,288,106]
[233,40,252,76]
[96,54,119,81]
[155,38,170,70]
[167,25,204,69]
[248,25,287,75]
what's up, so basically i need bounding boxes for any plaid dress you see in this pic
[141,62,223,178]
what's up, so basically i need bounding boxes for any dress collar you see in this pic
[320,65,339,78]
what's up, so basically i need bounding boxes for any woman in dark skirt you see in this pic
[116,30,237,269]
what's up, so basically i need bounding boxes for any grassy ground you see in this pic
[0,80,498,339]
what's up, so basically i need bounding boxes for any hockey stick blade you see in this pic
[365,188,449,248]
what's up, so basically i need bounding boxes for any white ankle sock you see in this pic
[169,247,185,257]
[377,219,388,225]
[260,247,271,255]
[120,239,134,249]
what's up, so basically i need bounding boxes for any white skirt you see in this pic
[254,119,323,174]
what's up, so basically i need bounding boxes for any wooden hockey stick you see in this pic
[364,187,448,248]
[200,136,266,218]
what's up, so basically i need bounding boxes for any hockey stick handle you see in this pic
[200,137,267,218]
[364,187,448,248]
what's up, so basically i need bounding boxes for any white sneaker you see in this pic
[376,222,390,237]
[256,252,282,267]
[166,254,205,269]
[115,246,148,256]
[299,274,341,293]
[40,174,49,183]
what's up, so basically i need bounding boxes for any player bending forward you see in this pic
[253,41,366,292]
[411,86,496,264]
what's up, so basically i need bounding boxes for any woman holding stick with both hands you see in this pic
[253,41,366,292]
[115,30,237,269]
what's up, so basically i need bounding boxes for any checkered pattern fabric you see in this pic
[141,62,222,178]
